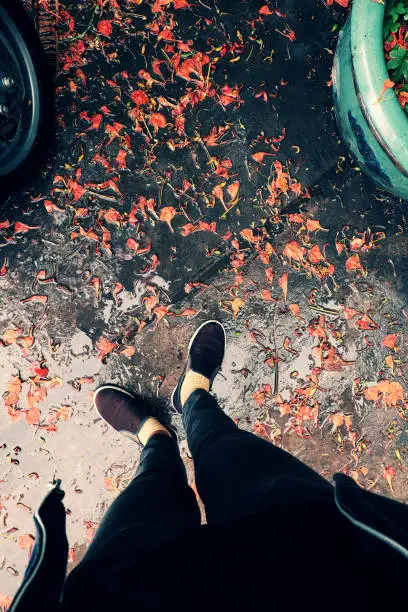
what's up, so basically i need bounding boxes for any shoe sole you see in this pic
[94,383,179,444]
[170,319,226,412]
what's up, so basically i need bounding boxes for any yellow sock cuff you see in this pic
[180,371,210,407]
[137,417,171,446]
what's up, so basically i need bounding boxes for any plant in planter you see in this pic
[332,0,408,200]
[384,0,408,113]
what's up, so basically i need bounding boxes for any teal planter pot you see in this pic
[332,0,408,200]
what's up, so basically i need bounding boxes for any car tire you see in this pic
[0,0,54,199]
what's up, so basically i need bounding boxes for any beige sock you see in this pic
[180,371,210,407]
[137,417,172,446]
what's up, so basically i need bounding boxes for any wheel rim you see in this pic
[0,5,40,177]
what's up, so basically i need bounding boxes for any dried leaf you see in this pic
[68,180,87,202]
[153,305,169,322]
[178,308,198,317]
[227,180,240,201]
[289,303,302,320]
[120,346,135,358]
[19,333,35,350]
[1,328,22,345]
[0,257,7,277]
[259,4,273,14]
[231,297,245,317]
[97,19,113,37]
[308,245,324,264]
[252,384,272,406]
[241,228,260,243]
[21,295,48,305]
[345,254,364,273]
[44,200,64,213]
[131,90,149,105]
[144,295,158,314]
[127,238,140,252]
[31,362,49,377]
[364,380,403,407]
[344,307,360,320]
[89,113,103,130]
[330,413,344,433]
[176,52,210,81]
[382,466,396,493]
[252,151,272,163]
[288,213,305,224]
[18,534,35,552]
[0,593,12,608]
[306,219,327,233]
[149,112,167,132]
[212,184,225,207]
[261,289,274,301]
[14,222,39,234]
[84,521,99,543]
[159,206,176,232]
[115,149,128,169]
[335,241,345,255]
[74,207,89,220]
[56,405,73,421]
[355,314,378,331]
[283,336,298,355]
[282,240,305,262]
[113,282,124,305]
[219,84,242,106]
[104,477,119,491]
[327,0,349,6]
[385,354,394,374]
[383,334,397,350]
[344,415,353,431]
[103,208,122,226]
[89,276,101,300]
[26,407,41,425]
[96,336,115,360]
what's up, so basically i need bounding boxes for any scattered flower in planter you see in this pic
[384,0,408,113]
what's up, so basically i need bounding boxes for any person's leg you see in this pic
[66,387,200,576]
[183,389,332,524]
[172,320,331,524]
[63,430,200,606]
[82,433,200,563]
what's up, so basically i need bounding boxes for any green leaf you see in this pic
[383,0,408,89]
[394,65,404,81]
[390,47,406,60]
[388,58,401,70]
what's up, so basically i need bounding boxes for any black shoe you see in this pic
[94,385,149,445]
[94,385,178,446]
[171,320,226,413]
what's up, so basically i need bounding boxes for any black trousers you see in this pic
[74,389,331,565]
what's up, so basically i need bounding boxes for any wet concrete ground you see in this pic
[1,0,408,602]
